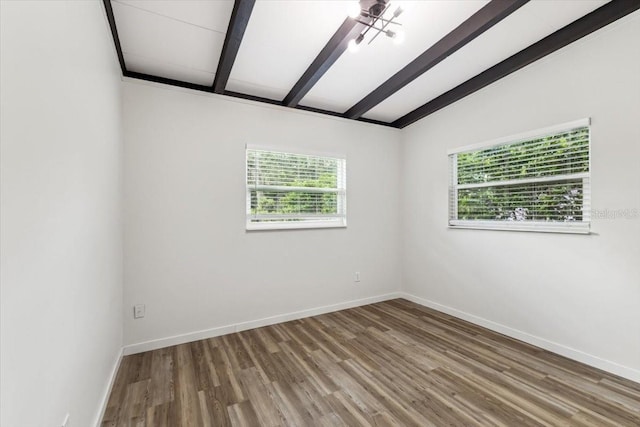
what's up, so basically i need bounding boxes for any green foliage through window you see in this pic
[449,123,590,232]
[246,149,346,228]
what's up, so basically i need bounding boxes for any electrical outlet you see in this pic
[354,272,361,282]
[61,413,69,427]
[134,304,145,319]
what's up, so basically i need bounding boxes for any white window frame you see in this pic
[246,145,347,231]
[448,118,591,234]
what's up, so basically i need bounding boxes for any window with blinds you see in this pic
[448,119,591,234]
[246,147,347,230]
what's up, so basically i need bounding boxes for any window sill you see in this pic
[448,220,590,234]
[246,220,347,231]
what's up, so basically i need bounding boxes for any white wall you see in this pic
[122,82,402,349]
[401,12,640,381]
[2,5,637,425]
[0,1,123,426]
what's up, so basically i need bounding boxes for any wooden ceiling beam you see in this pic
[393,0,640,129]
[213,0,256,94]
[345,0,529,119]
[102,0,127,73]
[283,17,368,107]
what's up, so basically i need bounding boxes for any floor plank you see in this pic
[102,299,640,426]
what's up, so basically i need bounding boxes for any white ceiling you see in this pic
[362,0,609,121]
[111,0,616,123]
[112,0,234,85]
[226,1,352,100]
[300,1,490,113]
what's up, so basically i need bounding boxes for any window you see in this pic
[448,119,590,234]
[246,146,346,230]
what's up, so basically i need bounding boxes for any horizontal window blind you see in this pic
[246,148,346,230]
[449,120,590,234]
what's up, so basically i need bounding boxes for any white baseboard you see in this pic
[123,292,402,355]
[93,347,124,427]
[119,290,639,382]
[400,292,640,383]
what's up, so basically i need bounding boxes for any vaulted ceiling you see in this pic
[104,0,639,128]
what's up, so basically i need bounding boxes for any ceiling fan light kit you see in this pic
[348,0,405,50]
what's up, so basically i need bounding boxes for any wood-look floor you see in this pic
[102,299,640,426]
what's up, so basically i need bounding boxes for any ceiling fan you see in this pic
[347,0,405,52]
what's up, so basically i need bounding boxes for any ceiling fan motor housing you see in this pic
[360,0,390,18]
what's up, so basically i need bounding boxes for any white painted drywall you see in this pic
[400,12,640,380]
[122,82,402,347]
[0,1,123,426]
[3,6,638,427]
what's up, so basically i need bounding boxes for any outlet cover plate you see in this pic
[134,304,145,319]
